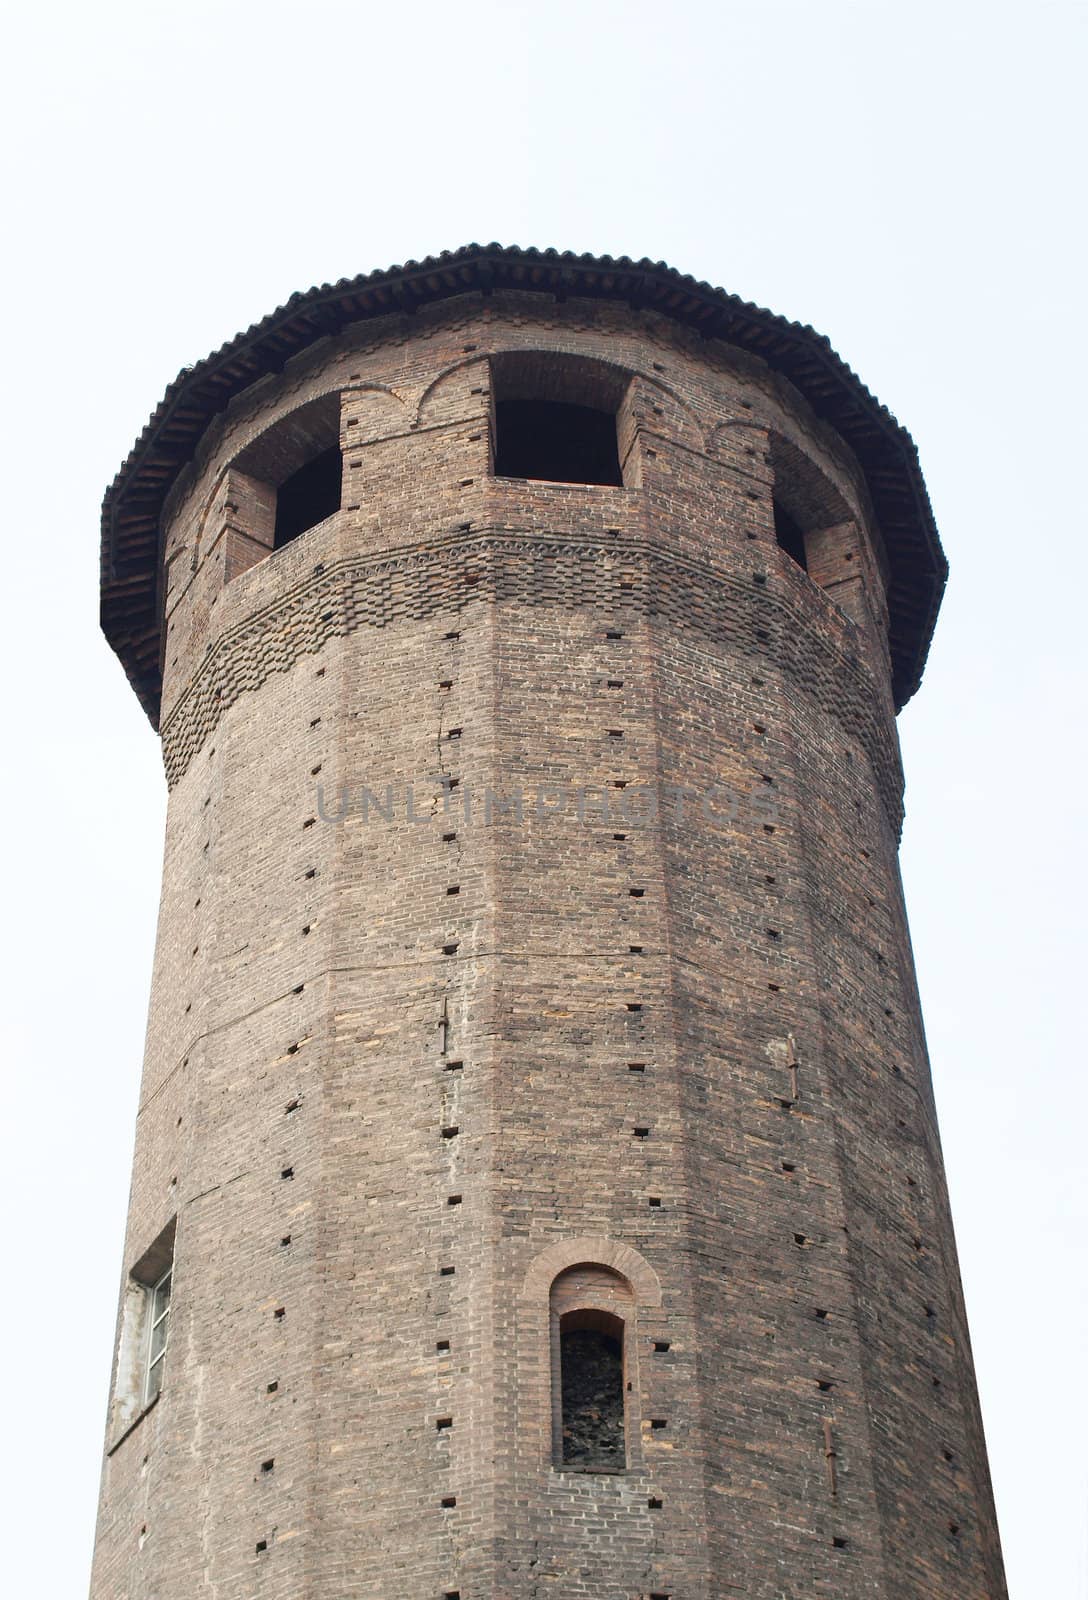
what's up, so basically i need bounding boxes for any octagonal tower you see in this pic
[91,245,1006,1599]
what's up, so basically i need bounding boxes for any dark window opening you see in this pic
[773,499,808,572]
[559,1314,626,1470]
[274,445,342,548]
[494,399,622,487]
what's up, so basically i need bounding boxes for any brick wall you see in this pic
[90,293,1006,1599]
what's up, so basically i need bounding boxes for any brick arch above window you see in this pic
[521,1236,662,1307]
[340,382,412,445]
[768,430,856,543]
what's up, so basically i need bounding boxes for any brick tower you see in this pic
[92,245,1006,1599]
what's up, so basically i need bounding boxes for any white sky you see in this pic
[0,2,1084,1594]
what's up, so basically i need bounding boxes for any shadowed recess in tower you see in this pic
[560,1315,626,1469]
[489,347,628,486]
[274,445,342,547]
[773,499,809,572]
[493,399,622,486]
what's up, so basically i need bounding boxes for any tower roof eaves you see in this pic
[100,242,946,726]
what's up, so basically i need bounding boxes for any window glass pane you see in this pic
[146,1354,165,1401]
[152,1272,172,1321]
[149,1316,168,1365]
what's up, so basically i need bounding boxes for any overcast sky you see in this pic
[0,2,1084,1594]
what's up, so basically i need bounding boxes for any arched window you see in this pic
[273,443,342,548]
[773,497,809,572]
[226,393,344,567]
[559,1309,626,1469]
[490,351,630,488]
[550,1263,635,1472]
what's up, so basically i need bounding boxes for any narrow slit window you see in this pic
[559,1311,626,1470]
[110,1217,176,1441]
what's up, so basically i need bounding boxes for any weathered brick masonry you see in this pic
[91,245,1007,1599]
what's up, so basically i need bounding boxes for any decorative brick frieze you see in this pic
[161,528,905,830]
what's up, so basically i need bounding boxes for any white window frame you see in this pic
[144,1265,172,1404]
[108,1217,176,1451]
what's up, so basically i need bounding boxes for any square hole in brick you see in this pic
[441,1496,457,1509]
[447,1194,463,1206]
